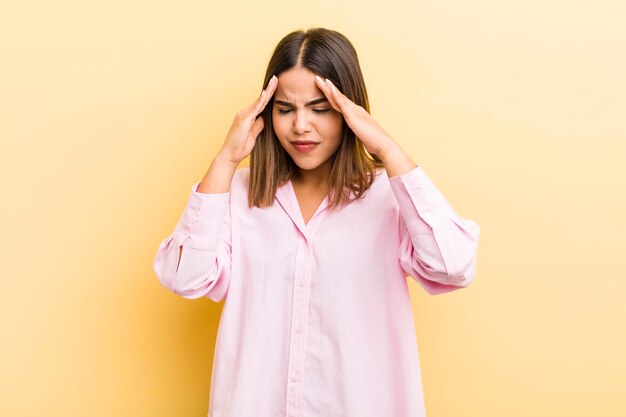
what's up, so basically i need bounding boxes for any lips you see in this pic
[292,141,320,153]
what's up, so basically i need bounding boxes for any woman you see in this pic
[153,27,480,417]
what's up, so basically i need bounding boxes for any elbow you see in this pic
[421,244,479,287]
[447,264,476,288]
[420,258,476,296]
[445,218,480,285]
[169,271,220,300]
[444,248,478,288]
[154,262,220,300]
[404,219,480,295]
[161,257,222,300]
[152,237,217,299]
[152,237,179,293]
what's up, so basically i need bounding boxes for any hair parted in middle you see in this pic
[248,27,385,210]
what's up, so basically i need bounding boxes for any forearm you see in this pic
[197,152,239,194]
[378,139,418,178]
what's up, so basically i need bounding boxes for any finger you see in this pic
[260,75,278,110]
[250,113,265,138]
[324,78,351,112]
[253,89,268,115]
[250,75,277,117]
[315,76,342,113]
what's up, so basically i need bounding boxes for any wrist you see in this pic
[377,141,402,163]
[215,150,241,167]
[378,142,418,178]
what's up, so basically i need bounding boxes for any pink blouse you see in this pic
[153,164,480,417]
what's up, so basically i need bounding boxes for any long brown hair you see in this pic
[248,27,385,210]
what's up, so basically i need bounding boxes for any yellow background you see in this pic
[2,1,624,416]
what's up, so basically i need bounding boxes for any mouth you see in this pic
[291,141,320,153]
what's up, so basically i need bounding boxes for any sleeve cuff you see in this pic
[388,166,455,236]
[171,182,230,249]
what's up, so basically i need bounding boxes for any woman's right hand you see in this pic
[218,75,278,164]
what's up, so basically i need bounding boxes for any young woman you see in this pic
[153,27,480,417]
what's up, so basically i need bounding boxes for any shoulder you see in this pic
[368,166,391,192]
[233,165,250,182]
[374,166,387,181]
[230,166,250,194]
[343,166,391,204]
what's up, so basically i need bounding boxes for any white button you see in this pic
[299,279,305,287]
[291,376,298,382]
[295,326,302,333]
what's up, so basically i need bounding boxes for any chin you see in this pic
[292,159,323,171]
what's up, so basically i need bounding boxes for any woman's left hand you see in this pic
[315,75,396,158]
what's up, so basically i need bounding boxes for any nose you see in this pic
[292,109,311,134]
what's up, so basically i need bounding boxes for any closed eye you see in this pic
[277,109,331,114]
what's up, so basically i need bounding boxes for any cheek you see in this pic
[318,117,343,140]
[271,117,288,139]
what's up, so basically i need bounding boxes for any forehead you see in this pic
[275,66,323,101]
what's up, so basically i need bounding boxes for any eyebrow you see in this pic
[274,97,329,107]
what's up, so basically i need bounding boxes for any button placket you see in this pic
[286,235,312,417]
[287,235,308,417]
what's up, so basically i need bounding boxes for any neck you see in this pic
[292,160,332,190]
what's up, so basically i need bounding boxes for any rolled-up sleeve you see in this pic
[389,166,481,295]
[152,182,232,301]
